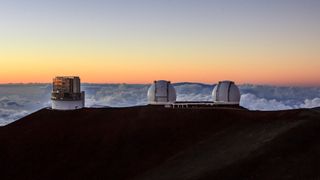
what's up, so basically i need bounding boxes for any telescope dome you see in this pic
[148,80,176,104]
[212,81,240,105]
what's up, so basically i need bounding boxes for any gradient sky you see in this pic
[0,0,319,85]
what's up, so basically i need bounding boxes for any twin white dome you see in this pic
[212,81,241,105]
[147,80,177,104]
[148,80,241,105]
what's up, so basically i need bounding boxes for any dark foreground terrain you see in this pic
[0,106,320,180]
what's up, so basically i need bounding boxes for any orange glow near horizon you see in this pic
[1,53,319,86]
[1,42,319,87]
[1,44,320,86]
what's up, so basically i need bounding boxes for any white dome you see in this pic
[212,81,240,105]
[148,80,176,104]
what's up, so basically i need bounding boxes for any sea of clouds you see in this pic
[0,83,319,126]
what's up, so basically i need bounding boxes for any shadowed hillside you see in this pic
[0,106,320,180]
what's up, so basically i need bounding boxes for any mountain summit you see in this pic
[0,106,320,180]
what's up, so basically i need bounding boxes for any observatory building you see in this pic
[212,81,241,105]
[147,80,176,105]
[51,76,85,110]
[147,80,241,108]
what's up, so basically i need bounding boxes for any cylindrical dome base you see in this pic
[52,100,84,110]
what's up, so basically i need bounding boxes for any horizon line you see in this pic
[0,82,319,88]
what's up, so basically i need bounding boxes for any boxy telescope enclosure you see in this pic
[51,76,85,110]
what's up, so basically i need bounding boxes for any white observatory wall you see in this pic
[155,81,168,97]
[212,81,241,105]
[212,85,218,102]
[147,84,156,102]
[147,81,177,104]
[229,85,241,102]
[168,85,177,102]
[216,82,230,102]
[52,100,84,110]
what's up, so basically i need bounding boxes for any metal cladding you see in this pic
[212,81,241,105]
[51,76,85,110]
[147,80,176,104]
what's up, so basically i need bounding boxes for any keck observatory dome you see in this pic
[212,81,241,105]
[148,80,176,104]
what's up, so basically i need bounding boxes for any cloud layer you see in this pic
[0,83,319,126]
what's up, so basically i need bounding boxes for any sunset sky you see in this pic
[0,0,319,86]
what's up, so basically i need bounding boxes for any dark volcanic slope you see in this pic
[0,106,320,180]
